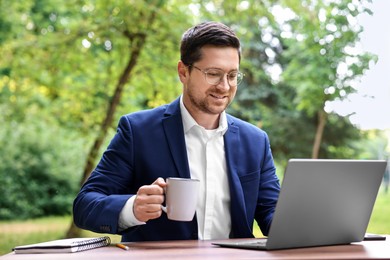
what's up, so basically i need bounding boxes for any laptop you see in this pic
[213,159,387,250]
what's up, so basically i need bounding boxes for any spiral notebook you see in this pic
[13,236,111,254]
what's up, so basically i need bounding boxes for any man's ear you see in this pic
[177,61,189,84]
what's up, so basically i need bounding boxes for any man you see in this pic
[73,21,280,242]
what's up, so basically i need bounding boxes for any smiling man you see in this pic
[73,21,281,242]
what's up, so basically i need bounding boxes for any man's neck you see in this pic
[193,113,220,130]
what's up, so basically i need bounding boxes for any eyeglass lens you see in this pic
[206,69,243,86]
[192,66,243,86]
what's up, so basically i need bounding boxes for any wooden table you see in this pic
[2,238,390,260]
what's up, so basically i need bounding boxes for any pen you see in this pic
[116,243,129,251]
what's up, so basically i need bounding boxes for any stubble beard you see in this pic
[188,90,231,116]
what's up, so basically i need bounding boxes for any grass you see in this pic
[1,190,389,256]
[366,188,390,233]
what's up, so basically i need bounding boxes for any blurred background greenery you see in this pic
[1,0,389,255]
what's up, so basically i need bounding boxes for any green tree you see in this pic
[280,0,375,158]
[65,0,182,237]
[194,0,375,161]
[1,0,189,236]
[0,88,86,220]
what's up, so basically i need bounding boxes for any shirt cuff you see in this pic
[118,196,146,230]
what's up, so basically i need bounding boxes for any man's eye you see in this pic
[228,73,238,79]
[207,71,222,77]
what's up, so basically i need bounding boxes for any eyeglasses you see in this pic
[190,65,244,87]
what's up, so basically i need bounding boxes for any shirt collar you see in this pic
[180,95,228,135]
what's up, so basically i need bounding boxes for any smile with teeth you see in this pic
[210,93,227,99]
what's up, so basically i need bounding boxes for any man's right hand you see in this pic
[133,177,167,222]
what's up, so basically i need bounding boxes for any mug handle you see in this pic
[161,185,167,213]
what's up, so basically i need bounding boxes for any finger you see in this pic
[133,200,163,222]
[134,202,163,213]
[135,193,165,205]
[152,177,167,188]
[138,183,164,196]
[135,210,162,222]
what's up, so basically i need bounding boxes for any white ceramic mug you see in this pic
[161,177,200,221]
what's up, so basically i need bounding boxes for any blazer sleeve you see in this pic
[73,116,136,234]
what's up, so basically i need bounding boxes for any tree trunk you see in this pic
[311,110,327,159]
[65,3,163,238]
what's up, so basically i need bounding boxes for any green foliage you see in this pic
[0,0,187,133]
[0,101,86,220]
[281,0,372,114]
[0,0,190,220]
[354,130,390,160]
[319,113,364,158]
[221,0,377,161]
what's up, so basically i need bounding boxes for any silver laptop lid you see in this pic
[266,159,387,250]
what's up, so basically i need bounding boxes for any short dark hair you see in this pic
[180,21,241,66]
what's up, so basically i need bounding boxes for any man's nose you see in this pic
[216,75,230,90]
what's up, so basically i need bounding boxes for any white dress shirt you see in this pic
[180,96,231,240]
[118,96,232,239]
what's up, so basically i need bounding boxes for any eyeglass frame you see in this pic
[189,65,244,87]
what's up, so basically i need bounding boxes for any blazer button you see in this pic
[100,225,111,232]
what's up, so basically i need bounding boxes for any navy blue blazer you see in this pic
[73,97,280,241]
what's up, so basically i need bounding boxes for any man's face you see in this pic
[179,45,240,119]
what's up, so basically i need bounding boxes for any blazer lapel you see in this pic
[224,116,252,237]
[162,98,191,178]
